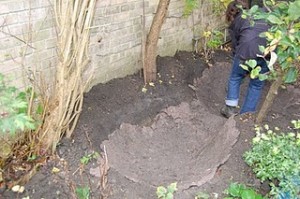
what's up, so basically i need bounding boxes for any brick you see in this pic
[2,1,24,13]
[106,5,121,15]
[0,4,10,15]
[122,3,135,12]
[0,36,24,51]
[33,18,55,30]
[0,0,224,90]
[45,38,57,49]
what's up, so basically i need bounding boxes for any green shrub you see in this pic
[0,73,35,135]
[244,120,300,197]
[202,30,224,60]
[206,30,224,50]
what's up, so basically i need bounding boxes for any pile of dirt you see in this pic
[2,50,299,199]
[101,101,239,198]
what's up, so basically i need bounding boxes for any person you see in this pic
[220,0,270,118]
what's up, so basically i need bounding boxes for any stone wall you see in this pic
[0,0,226,91]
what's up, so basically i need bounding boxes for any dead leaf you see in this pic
[12,185,25,193]
[52,167,60,174]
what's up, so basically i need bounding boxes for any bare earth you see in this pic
[2,50,300,199]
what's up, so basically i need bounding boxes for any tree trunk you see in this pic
[256,69,284,124]
[143,0,171,83]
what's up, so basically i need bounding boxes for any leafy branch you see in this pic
[241,0,300,123]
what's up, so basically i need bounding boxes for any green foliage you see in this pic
[27,154,37,161]
[184,0,230,17]
[156,182,177,199]
[18,87,44,116]
[75,186,90,199]
[242,0,300,84]
[183,0,198,16]
[241,60,265,80]
[202,30,224,60]
[80,151,99,165]
[224,182,265,199]
[244,120,300,198]
[195,191,210,199]
[0,73,35,135]
[206,30,224,49]
[212,0,232,16]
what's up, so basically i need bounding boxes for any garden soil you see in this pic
[2,50,300,199]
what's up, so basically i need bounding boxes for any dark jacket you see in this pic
[229,12,269,61]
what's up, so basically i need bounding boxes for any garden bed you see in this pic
[2,50,299,198]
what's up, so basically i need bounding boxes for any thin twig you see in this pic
[0,30,36,49]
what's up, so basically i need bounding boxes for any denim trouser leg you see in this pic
[225,56,268,114]
[225,56,247,107]
[240,58,268,113]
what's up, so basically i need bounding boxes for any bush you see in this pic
[202,30,224,60]
[0,73,35,135]
[244,120,300,198]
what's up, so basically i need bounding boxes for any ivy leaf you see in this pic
[259,45,265,53]
[240,64,249,71]
[241,189,258,199]
[227,183,242,197]
[167,182,177,193]
[165,192,173,199]
[250,67,261,79]
[156,186,167,198]
[75,186,90,199]
[259,74,268,81]
[249,5,259,15]
[288,0,300,20]
[255,194,264,199]
[245,59,257,69]
[284,67,298,83]
[267,15,283,25]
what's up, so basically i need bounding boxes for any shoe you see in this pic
[220,105,238,118]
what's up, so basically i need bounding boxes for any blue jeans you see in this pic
[225,56,269,114]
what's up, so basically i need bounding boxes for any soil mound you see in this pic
[102,99,240,195]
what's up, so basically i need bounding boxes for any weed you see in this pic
[224,182,265,199]
[76,186,90,199]
[156,182,177,199]
[202,30,224,60]
[195,191,210,199]
[80,151,99,165]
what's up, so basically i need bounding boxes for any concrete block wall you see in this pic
[0,0,225,91]
[0,0,57,89]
